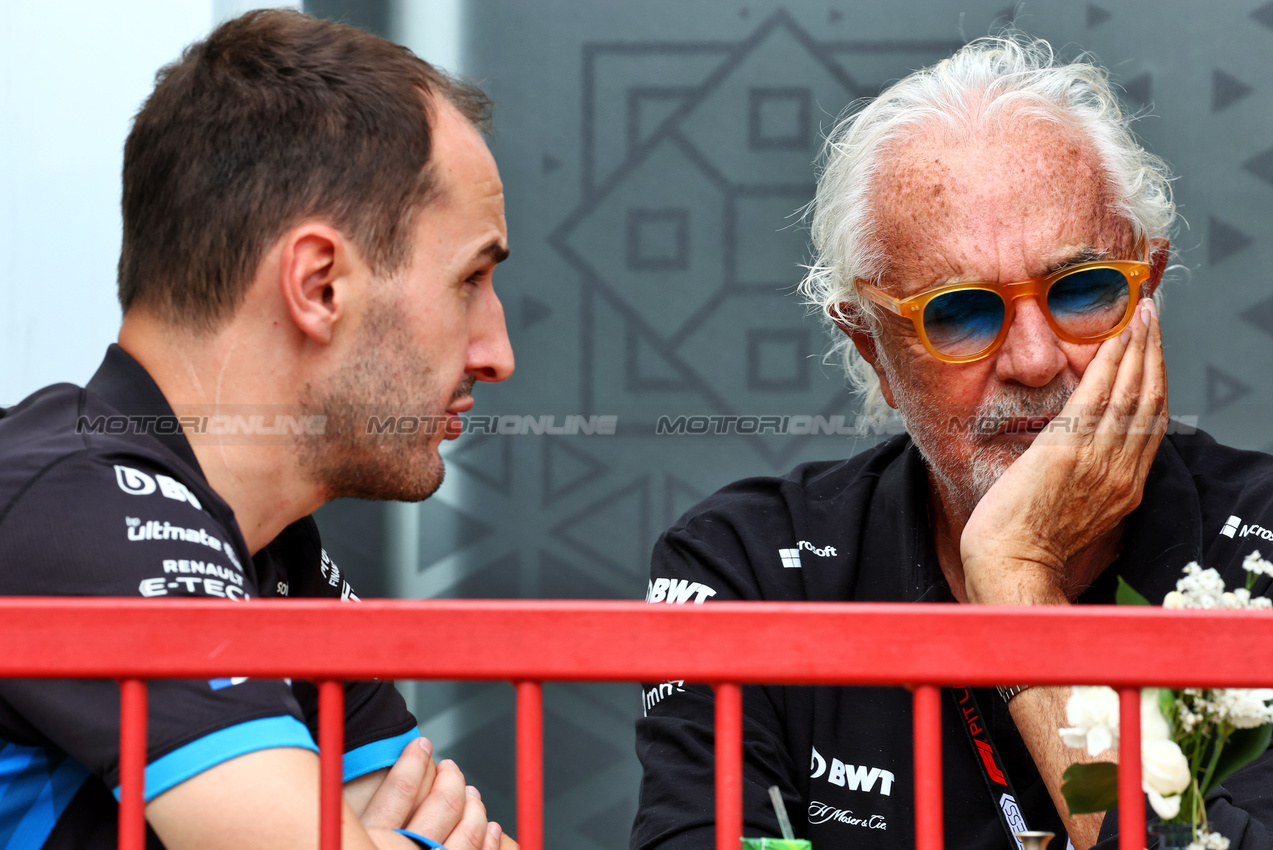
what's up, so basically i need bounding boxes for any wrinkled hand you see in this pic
[961,298,1167,604]
[362,738,508,850]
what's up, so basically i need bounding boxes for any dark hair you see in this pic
[118,9,492,328]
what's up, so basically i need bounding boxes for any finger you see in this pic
[485,821,504,850]
[1132,299,1169,459]
[1051,313,1135,440]
[405,758,468,839]
[360,736,435,830]
[405,740,439,821]
[497,830,520,850]
[1098,299,1152,443]
[441,786,491,850]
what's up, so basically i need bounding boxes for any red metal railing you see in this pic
[4,598,1271,850]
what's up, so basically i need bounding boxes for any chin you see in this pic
[312,445,446,503]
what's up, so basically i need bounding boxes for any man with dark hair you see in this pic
[0,10,514,850]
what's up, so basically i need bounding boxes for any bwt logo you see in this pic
[645,578,717,604]
[810,747,895,796]
[115,465,202,511]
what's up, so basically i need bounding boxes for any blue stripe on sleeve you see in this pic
[113,715,317,802]
[343,728,421,783]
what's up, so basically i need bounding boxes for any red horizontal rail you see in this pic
[8,598,1267,850]
[0,598,1269,686]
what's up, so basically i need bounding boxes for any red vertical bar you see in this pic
[516,681,544,850]
[913,685,944,850]
[714,683,743,850]
[1119,687,1144,850]
[319,680,345,850]
[118,678,148,850]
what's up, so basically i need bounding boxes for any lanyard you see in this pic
[950,687,1031,850]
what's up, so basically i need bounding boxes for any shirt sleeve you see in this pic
[0,452,315,800]
[631,517,805,850]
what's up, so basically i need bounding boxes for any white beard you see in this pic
[878,349,1078,519]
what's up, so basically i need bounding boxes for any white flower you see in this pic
[1142,738,1190,819]
[1060,686,1120,755]
[1212,689,1273,729]
[1142,688,1171,742]
[1146,783,1182,820]
[1163,590,1186,609]
[1243,550,1273,578]
[1188,830,1231,850]
[1172,563,1228,608]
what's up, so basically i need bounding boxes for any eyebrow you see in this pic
[1046,246,1108,273]
[475,241,511,266]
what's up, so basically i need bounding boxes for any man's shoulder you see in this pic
[0,382,249,597]
[1166,430,1273,511]
[0,381,93,503]
[1,381,209,524]
[1166,430,1273,546]
[1168,430,1273,479]
[669,434,912,534]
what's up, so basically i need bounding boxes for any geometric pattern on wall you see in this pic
[550,12,958,466]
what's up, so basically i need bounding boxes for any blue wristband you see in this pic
[394,829,446,849]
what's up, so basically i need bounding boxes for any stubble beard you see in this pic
[297,301,471,503]
[879,351,1078,521]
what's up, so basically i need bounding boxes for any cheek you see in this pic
[1061,341,1104,377]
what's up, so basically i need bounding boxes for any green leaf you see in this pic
[1158,688,1177,729]
[1062,761,1120,814]
[1204,723,1273,795]
[1117,576,1152,606]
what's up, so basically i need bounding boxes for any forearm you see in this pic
[965,572,1108,847]
[1009,685,1109,849]
[146,749,407,850]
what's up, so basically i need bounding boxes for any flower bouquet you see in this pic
[1058,552,1273,849]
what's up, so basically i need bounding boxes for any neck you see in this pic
[118,310,325,555]
[926,470,1122,604]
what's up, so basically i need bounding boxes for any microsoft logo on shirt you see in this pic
[778,548,802,569]
[778,541,838,568]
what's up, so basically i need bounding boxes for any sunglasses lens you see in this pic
[922,289,1005,357]
[1047,267,1132,338]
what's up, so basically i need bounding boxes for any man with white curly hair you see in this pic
[632,35,1273,850]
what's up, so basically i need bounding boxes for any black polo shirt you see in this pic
[632,431,1273,850]
[0,345,418,849]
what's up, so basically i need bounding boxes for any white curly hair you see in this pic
[800,34,1176,424]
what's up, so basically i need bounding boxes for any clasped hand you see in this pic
[359,737,515,850]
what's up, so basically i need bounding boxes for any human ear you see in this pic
[1145,237,1170,297]
[276,224,352,345]
[832,302,898,410]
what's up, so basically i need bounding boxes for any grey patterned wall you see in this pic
[311,2,1273,847]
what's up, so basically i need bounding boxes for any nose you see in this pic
[993,295,1066,387]
[468,287,515,383]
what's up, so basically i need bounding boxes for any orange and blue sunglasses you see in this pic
[851,258,1153,363]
